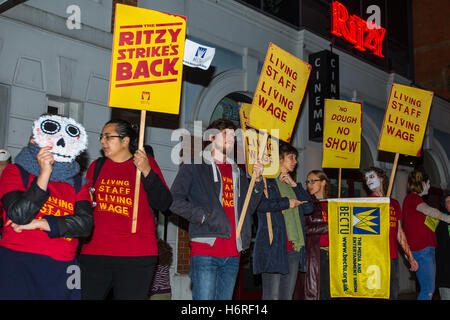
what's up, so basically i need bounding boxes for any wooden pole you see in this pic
[338,168,342,198]
[386,153,399,198]
[131,110,147,233]
[236,131,269,239]
[263,177,273,245]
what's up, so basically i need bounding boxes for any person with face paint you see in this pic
[362,166,418,300]
[0,115,93,299]
[253,142,314,300]
[403,170,450,300]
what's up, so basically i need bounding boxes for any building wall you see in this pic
[413,0,450,100]
[1,0,449,300]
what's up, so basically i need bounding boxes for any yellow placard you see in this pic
[239,103,280,179]
[328,198,390,299]
[322,99,362,168]
[248,43,311,143]
[108,4,186,114]
[378,83,433,156]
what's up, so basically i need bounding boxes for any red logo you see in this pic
[331,1,386,58]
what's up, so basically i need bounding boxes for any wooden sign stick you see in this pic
[263,177,274,245]
[132,110,147,233]
[386,153,399,198]
[236,131,269,239]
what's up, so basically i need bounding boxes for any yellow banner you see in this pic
[239,103,280,178]
[248,43,311,143]
[378,83,433,156]
[322,99,362,168]
[108,4,186,114]
[328,198,390,299]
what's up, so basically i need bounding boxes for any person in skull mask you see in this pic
[0,114,93,299]
[362,166,418,300]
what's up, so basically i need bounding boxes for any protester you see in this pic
[362,166,418,300]
[79,119,172,300]
[170,118,264,300]
[149,239,173,300]
[253,142,313,300]
[0,115,93,299]
[302,169,330,300]
[0,149,11,176]
[0,149,12,233]
[436,193,450,300]
[402,170,450,300]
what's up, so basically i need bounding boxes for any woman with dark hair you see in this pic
[79,119,172,300]
[403,170,450,300]
[362,166,418,300]
[303,169,330,300]
[253,142,313,300]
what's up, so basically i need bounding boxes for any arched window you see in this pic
[209,92,252,126]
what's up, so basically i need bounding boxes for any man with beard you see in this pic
[170,118,264,300]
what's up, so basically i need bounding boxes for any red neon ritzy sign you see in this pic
[331,1,386,58]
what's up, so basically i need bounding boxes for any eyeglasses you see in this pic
[306,179,321,184]
[99,134,124,141]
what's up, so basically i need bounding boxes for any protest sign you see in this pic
[108,4,186,232]
[248,43,311,142]
[378,83,433,157]
[328,197,390,299]
[239,102,280,179]
[108,4,186,114]
[322,99,362,168]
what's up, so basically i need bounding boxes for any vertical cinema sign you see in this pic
[309,50,339,142]
[331,1,386,58]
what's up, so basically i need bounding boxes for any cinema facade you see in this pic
[0,0,448,299]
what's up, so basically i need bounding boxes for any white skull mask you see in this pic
[32,115,88,163]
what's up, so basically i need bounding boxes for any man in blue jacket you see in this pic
[170,118,264,300]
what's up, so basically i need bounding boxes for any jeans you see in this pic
[411,246,436,300]
[261,250,300,300]
[189,255,240,300]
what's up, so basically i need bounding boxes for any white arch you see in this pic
[426,139,450,190]
[191,69,250,126]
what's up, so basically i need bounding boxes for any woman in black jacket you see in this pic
[0,115,93,299]
[253,143,313,300]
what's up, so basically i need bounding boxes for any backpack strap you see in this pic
[89,157,107,207]
[15,164,30,189]
[92,156,107,188]
[73,174,82,194]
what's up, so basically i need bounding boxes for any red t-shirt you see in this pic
[368,194,402,259]
[190,162,239,257]
[319,201,329,247]
[402,192,437,251]
[0,164,91,261]
[81,157,166,257]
